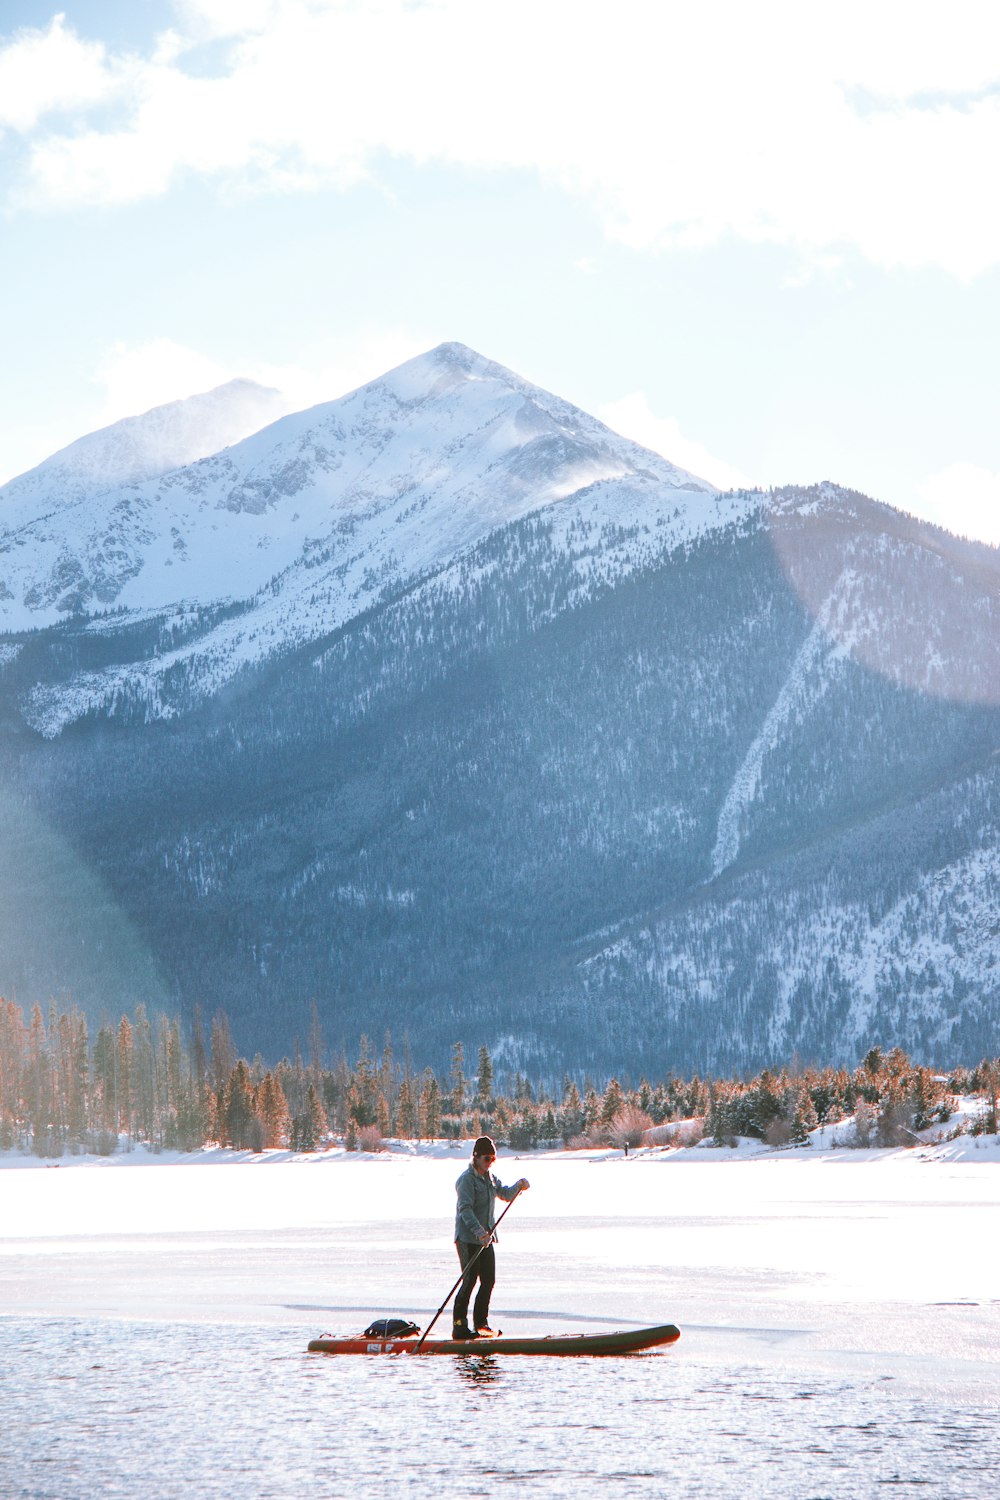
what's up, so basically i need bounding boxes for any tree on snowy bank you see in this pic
[0,998,991,1158]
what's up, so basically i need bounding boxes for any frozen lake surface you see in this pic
[3,1141,1000,1497]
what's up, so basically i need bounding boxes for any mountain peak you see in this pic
[0,379,289,518]
[0,345,725,638]
[353,343,718,492]
[427,339,483,366]
[368,340,519,405]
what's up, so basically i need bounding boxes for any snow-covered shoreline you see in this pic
[4,1091,1000,1171]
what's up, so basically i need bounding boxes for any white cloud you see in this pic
[598,393,753,493]
[170,0,282,41]
[0,14,125,132]
[4,2,1000,275]
[912,462,1000,547]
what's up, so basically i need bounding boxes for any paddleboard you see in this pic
[307,1323,680,1356]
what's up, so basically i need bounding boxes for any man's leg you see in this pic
[453,1241,481,1332]
[472,1244,496,1330]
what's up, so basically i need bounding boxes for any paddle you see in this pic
[414,1187,522,1350]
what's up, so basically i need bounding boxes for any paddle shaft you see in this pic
[415,1187,521,1349]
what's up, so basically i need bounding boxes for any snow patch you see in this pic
[711,573,855,878]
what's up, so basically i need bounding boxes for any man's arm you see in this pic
[495,1175,530,1201]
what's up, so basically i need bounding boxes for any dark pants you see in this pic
[453,1240,496,1329]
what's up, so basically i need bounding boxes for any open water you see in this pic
[1,1316,997,1500]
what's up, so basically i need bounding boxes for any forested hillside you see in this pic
[3,997,996,1160]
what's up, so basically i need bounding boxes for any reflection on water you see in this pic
[454,1352,502,1389]
[2,1317,999,1500]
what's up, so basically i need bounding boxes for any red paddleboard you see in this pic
[307,1324,680,1356]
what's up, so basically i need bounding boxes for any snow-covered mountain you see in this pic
[0,343,715,625]
[0,342,732,735]
[0,378,288,526]
[1,344,999,1076]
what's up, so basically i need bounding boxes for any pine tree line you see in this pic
[1,997,995,1158]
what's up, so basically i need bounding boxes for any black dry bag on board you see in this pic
[363,1318,420,1338]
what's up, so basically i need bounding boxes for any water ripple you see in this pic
[1,1317,998,1499]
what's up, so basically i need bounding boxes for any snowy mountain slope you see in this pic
[710,575,856,878]
[2,348,1000,1074]
[767,485,1000,705]
[20,470,756,738]
[1,343,744,734]
[556,493,1000,1070]
[577,762,1000,1072]
[0,343,715,627]
[0,379,289,529]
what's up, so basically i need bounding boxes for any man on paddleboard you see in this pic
[452,1135,529,1340]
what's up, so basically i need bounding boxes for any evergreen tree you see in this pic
[379,1032,395,1114]
[560,1080,583,1140]
[210,1010,235,1095]
[582,1087,601,1130]
[600,1077,624,1124]
[790,1089,818,1145]
[396,1076,417,1139]
[224,1060,258,1149]
[476,1046,494,1106]
[191,1004,207,1095]
[0,999,24,1147]
[419,1070,441,1139]
[351,1036,377,1126]
[175,1076,209,1151]
[449,1042,467,1120]
[982,1058,1000,1135]
[493,1096,510,1139]
[706,1084,729,1147]
[26,1003,52,1156]
[57,1008,88,1144]
[256,1072,290,1148]
[117,1016,134,1140]
[93,1025,117,1134]
[131,1004,156,1143]
[751,1070,782,1138]
[305,1082,328,1149]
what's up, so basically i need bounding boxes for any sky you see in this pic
[0,0,999,541]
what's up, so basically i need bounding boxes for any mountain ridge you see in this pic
[0,341,717,629]
[0,346,998,1075]
[0,378,289,518]
[1,342,740,736]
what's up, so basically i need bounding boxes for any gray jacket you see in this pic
[454,1163,520,1244]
